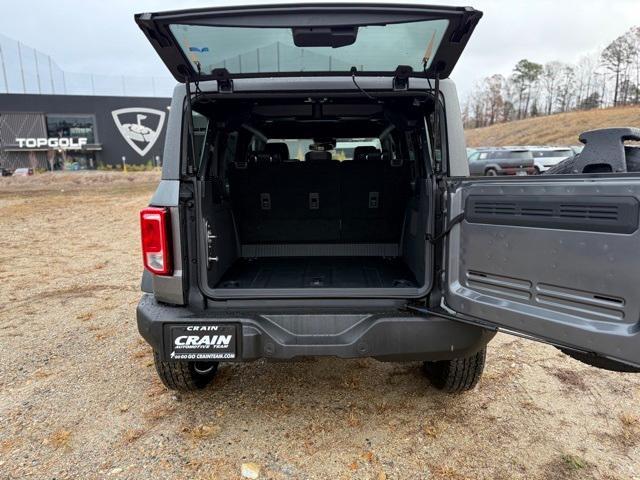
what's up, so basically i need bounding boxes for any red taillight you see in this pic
[140,207,172,275]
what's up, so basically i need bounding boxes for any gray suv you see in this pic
[135,3,639,393]
[468,148,535,176]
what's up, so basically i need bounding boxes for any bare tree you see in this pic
[483,74,505,125]
[462,24,640,129]
[556,66,575,112]
[541,61,562,115]
[601,34,636,106]
[574,55,597,109]
[512,59,543,119]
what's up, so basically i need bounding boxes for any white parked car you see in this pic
[12,168,34,176]
[530,147,574,173]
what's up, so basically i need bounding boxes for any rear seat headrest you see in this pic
[265,142,290,161]
[305,150,332,162]
[353,146,379,161]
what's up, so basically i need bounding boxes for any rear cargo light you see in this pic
[140,207,172,275]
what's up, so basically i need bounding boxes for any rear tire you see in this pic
[153,350,218,391]
[423,348,486,393]
[485,168,498,176]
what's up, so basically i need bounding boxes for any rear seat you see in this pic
[229,145,409,245]
[298,151,340,242]
[340,147,387,241]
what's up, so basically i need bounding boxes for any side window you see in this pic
[468,152,479,162]
[192,112,209,168]
[222,132,238,168]
[479,152,488,160]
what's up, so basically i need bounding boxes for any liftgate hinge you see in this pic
[426,212,465,244]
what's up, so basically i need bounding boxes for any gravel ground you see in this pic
[0,172,639,480]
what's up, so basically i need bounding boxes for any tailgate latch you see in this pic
[393,65,412,91]
[212,68,233,93]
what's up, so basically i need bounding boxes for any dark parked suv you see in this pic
[468,148,535,176]
[135,3,639,393]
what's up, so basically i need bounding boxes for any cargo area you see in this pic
[193,94,435,298]
[218,257,418,289]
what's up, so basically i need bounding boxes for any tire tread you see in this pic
[424,348,486,393]
[153,350,217,391]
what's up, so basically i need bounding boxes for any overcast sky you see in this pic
[0,0,638,100]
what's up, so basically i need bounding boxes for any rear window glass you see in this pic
[169,19,449,75]
[490,151,531,159]
[532,150,572,158]
[268,138,381,161]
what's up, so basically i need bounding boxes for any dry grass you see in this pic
[48,429,72,450]
[122,429,145,444]
[0,170,160,194]
[183,423,221,441]
[617,413,640,448]
[2,173,640,479]
[545,367,588,392]
[465,105,640,147]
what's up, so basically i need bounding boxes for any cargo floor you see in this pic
[216,256,418,289]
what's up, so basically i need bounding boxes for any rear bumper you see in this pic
[137,294,495,362]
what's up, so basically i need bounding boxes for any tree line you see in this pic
[463,26,640,129]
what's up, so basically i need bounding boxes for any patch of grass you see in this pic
[546,367,588,392]
[33,369,52,379]
[347,409,361,428]
[183,423,221,441]
[541,454,593,480]
[620,412,639,428]
[131,349,149,359]
[76,312,93,321]
[49,429,72,450]
[143,405,175,422]
[0,438,21,453]
[466,105,640,147]
[429,464,468,480]
[423,421,440,439]
[562,454,588,471]
[617,412,640,447]
[123,428,145,443]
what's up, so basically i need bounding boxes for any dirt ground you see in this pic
[0,171,639,480]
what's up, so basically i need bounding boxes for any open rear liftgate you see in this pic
[414,128,640,372]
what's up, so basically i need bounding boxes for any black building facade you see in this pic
[0,93,171,170]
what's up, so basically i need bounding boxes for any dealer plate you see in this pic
[167,324,237,360]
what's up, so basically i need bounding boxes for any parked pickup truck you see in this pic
[135,3,640,393]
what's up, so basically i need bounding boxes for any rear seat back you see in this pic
[339,150,387,242]
[229,147,410,245]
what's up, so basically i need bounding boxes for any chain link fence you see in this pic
[0,33,174,98]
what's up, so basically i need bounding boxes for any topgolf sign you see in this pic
[15,137,88,150]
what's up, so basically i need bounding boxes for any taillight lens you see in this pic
[140,207,172,275]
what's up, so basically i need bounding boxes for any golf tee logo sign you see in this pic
[112,108,166,157]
